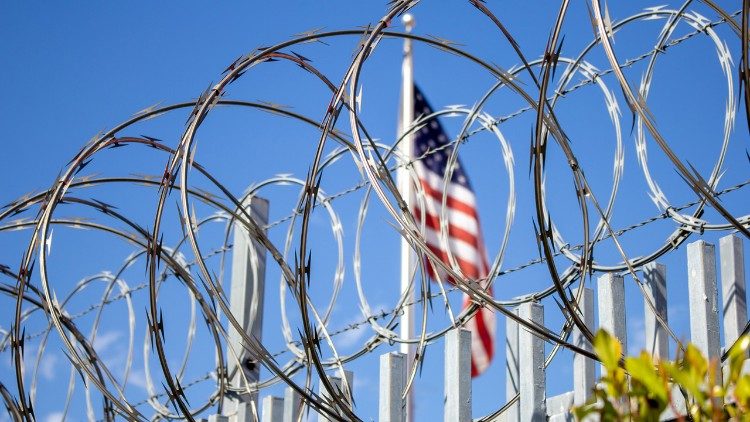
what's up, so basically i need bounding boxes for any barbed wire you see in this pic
[3,6,739,357]
[5,174,746,359]
[262,8,741,231]
[16,175,749,418]
[1,3,748,421]
[116,175,750,413]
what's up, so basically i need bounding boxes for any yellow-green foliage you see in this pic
[573,330,750,421]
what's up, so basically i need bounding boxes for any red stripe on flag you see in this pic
[471,302,495,361]
[423,242,481,281]
[413,206,482,248]
[418,179,479,219]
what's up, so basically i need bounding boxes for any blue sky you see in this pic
[1,1,748,421]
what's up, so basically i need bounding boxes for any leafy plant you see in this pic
[573,330,750,421]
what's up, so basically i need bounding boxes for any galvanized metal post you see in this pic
[720,235,747,347]
[379,352,406,422]
[208,416,229,422]
[597,273,627,371]
[283,387,301,422]
[318,370,354,422]
[444,328,471,422]
[224,197,269,422]
[505,308,520,422]
[262,396,284,422]
[518,302,545,421]
[687,240,721,360]
[642,262,669,359]
[573,288,595,406]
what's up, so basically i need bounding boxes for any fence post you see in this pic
[318,370,354,422]
[262,396,284,422]
[283,387,301,422]
[208,416,229,422]
[574,288,595,406]
[505,308,520,422]
[642,262,669,359]
[720,235,747,348]
[687,240,721,362]
[444,328,472,422]
[597,273,627,371]
[224,197,269,422]
[518,302,545,421]
[379,352,406,422]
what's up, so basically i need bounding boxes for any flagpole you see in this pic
[398,12,416,422]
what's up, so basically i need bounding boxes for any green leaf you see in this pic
[665,362,704,404]
[594,329,622,373]
[625,352,669,404]
[684,343,708,379]
[576,330,750,419]
[734,375,750,411]
[572,401,597,420]
[727,335,750,384]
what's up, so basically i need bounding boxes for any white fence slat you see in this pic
[597,273,627,376]
[318,370,354,422]
[505,308,520,422]
[518,302,546,421]
[225,197,269,422]
[597,274,627,349]
[262,396,284,422]
[573,288,595,406]
[444,328,472,422]
[720,234,747,347]
[545,391,573,419]
[283,387,301,422]
[379,352,406,422]
[548,413,573,422]
[687,240,721,361]
[643,262,669,359]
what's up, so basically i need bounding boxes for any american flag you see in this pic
[410,85,496,377]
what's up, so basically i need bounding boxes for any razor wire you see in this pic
[1,2,749,421]
[9,173,747,422]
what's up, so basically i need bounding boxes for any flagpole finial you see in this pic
[402,14,415,33]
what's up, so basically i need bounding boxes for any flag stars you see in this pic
[411,85,472,189]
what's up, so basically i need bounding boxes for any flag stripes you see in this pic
[409,85,495,377]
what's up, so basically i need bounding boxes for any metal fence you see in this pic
[230,234,745,422]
